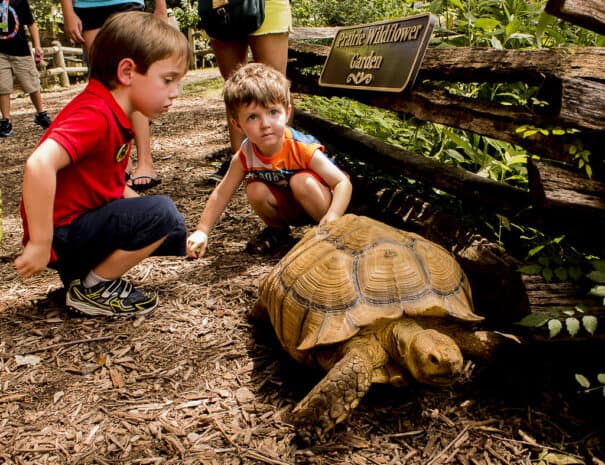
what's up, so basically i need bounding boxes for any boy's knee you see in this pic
[246,181,269,198]
[148,195,184,226]
[247,182,276,208]
[142,196,186,256]
[147,196,187,256]
[289,173,323,199]
[137,195,186,245]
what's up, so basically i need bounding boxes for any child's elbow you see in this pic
[337,176,353,193]
[24,154,50,176]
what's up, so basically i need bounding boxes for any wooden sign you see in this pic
[319,13,435,92]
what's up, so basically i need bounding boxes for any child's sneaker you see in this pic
[0,118,13,137]
[207,158,230,182]
[66,278,158,317]
[34,111,52,129]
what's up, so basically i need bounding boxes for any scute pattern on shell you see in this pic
[257,215,482,362]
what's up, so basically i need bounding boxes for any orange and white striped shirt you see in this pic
[238,127,324,187]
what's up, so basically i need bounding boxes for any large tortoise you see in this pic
[253,214,508,443]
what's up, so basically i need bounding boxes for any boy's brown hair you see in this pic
[223,63,291,120]
[89,11,191,89]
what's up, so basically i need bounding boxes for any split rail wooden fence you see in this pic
[38,41,88,87]
[36,28,216,87]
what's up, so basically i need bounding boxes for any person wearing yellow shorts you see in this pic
[202,0,293,181]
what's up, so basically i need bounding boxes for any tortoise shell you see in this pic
[257,215,482,362]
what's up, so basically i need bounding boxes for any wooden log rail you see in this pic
[546,0,605,35]
[186,28,215,69]
[288,39,605,133]
[39,41,87,87]
[287,29,605,238]
[294,109,529,215]
[38,32,215,84]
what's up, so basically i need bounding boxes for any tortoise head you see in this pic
[396,327,464,386]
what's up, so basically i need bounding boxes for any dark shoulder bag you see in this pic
[198,0,265,41]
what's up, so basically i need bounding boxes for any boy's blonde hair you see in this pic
[223,63,291,119]
[89,11,191,89]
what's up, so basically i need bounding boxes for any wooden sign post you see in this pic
[319,13,435,92]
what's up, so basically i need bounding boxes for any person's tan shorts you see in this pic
[0,53,40,95]
[251,0,292,36]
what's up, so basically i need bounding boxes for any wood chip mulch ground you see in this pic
[0,69,603,465]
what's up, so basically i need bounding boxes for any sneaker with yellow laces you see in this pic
[66,278,158,317]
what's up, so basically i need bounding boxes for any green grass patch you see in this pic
[182,75,224,99]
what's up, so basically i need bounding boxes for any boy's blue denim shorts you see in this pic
[50,195,186,286]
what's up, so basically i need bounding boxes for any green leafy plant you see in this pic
[575,373,605,397]
[292,0,413,27]
[517,259,603,338]
[517,306,598,338]
[515,225,585,282]
[586,259,605,306]
[425,0,601,48]
[569,140,592,179]
[297,95,529,188]
[170,0,200,31]
[516,125,592,178]
[30,0,64,37]
[435,126,528,187]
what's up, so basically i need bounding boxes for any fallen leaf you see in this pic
[109,367,125,388]
[235,387,255,403]
[14,354,41,366]
[539,451,584,465]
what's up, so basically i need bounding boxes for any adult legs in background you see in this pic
[82,26,158,191]
[129,111,159,189]
[212,32,291,152]
[0,93,13,136]
[28,89,45,113]
[0,55,52,134]
[210,38,250,152]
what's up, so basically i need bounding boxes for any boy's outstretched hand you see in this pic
[186,230,208,259]
[14,242,51,279]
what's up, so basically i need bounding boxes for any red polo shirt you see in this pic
[21,79,134,261]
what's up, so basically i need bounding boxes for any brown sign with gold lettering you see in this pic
[319,13,435,92]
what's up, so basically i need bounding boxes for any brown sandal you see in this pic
[245,227,293,255]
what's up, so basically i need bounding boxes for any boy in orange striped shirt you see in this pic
[187,62,352,257]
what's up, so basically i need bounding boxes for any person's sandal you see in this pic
[245,227,293,255]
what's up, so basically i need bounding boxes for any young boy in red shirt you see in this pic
[14,12,190,317]
[186,62,352,258]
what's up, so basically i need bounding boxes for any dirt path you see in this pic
[0,69,602,465]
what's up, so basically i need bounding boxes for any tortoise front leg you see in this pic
[290,347,374,444]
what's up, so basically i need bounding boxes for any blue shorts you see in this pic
[50,195,186,286]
